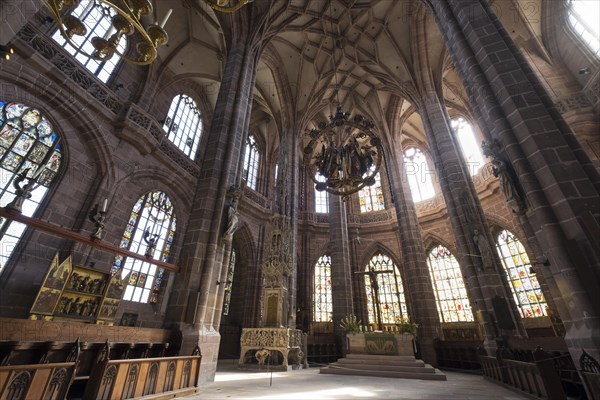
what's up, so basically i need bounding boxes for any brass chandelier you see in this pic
[303,105,383,198]
[42,0,171,65]
[201,0,254,13]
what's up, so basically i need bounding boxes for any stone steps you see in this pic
[320,354,447,381]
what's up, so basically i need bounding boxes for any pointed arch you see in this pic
[363,251,407,325]
[426,244,474,322]
[313,254,332,322]
[162,94,203,159]
[112,191,177,304]
[495,229,548,318]
[0,100,63,271]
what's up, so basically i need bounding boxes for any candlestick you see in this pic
[159,9,173,29]
[100,199,108,213]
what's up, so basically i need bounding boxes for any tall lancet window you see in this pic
[243,135,260,190]
[0,101,62,271]
[427,245,474,322]
[315,174,329,213]
[358,169,385,213]
[567,0,600,57]
[364,253,407,325]
[112,191,176,303]
[496,229,547,318]
[163,95,202,159]
[222,249,236,316]
[403,147,435,202]
[51,1,126,83]
[313,255,333,322]
[451,117,484,176]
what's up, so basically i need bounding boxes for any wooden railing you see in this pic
[83,342,201,399]
[0,361,77,399]
[434,340,482,371]
[479,346,566,400]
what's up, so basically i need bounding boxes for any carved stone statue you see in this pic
[482,139,525,214]
[223,205,239,240]
[255,348,270,366]
[472,229,493,270]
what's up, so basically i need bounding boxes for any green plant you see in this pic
[396,318,418,335]
[340,314,362,334]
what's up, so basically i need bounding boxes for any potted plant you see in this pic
[340,314,362,334]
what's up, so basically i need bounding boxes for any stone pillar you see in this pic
[383,130,441,365]
[419,91,525,349]
[426,0,600,363]
[329,194,354,343]
[163,11,266,384]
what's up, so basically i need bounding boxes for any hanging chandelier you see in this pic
[42,0,171,65]
[201,0,254,13]
[303,105,383,198]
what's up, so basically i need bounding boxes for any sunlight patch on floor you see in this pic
[242,387,377,399]
[214,371,287,382]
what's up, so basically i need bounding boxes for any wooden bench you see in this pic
[83,342,201,399]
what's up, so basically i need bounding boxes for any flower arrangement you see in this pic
[396,318,418,335]
[340,314,362,334]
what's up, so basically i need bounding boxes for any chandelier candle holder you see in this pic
[42,0,171,65]
[202,0,254,13]
[303,105,383,198]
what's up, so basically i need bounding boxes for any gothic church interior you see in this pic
[0,0,599,398]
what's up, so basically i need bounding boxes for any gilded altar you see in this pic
[238,328,307,370]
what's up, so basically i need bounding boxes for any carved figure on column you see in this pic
[224,184,243,241]
[472,229,493,270]
[482,139,526,214]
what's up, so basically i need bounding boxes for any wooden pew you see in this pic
[83,342,201,399]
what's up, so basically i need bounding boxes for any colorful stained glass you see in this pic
[0,101,61,272]
[113,191,177,304]
[496,229,547,318]
[427,245,474,323]
[313,255,333,322]
[222,250,236,316]
[364,253,407,324]
[358,169,385,213]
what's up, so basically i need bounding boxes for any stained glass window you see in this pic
[51,1,126,83]
[223,249,236,316]
[313,255,332,322]
[451,117,484,176]
[112,191,176,304]
[427,245,474,323]
[315,174,329,213]
[358,170,385,213]
[243,135,260,190]
[403,147,435,202]
[496,229,547,318]
[163,95,202,159]
[0,101,62,271]
[568,0,600,57]
[364,253,407,325]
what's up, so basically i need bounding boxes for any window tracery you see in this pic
[403,147,435,202]
[163,95,203,159]
[495,229,547,318]
[315,174,329,214]
[0,101,62,271]
[427,245,474,322]
[313,255,332,322]
[365,253,407,325]
[567,0,600,57]
[358,170,385,213]
[222,249,236,316]
[451,117,484,176]
[243,135,260,190]
[112,191,176,303]
[51,1,126,83]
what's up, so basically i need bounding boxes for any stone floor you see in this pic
[182,361,528,400]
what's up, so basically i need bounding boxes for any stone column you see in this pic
[163,11,266,384]
[329,194,355,344]
[419,91,525,349]
[426,0,600,362]
[383,132,441,365]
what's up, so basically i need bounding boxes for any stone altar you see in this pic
[238,327,307,371]
[347,332,415,356]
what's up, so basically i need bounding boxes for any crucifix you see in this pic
[355,267,394,331]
